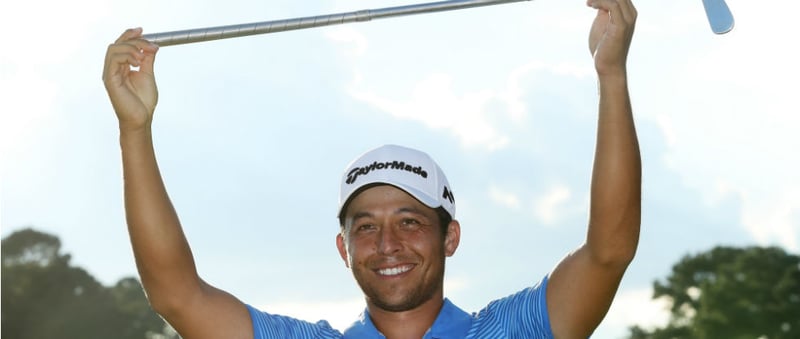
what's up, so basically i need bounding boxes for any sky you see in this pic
[2,0,798,337]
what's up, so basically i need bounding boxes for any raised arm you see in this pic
[102,28,252,339]
[545,0,640,337]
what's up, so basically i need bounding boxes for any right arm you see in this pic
[103,28,252,339]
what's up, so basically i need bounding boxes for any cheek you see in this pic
[406,231,442,251]
[346,239,373,264]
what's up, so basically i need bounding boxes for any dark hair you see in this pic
[435,207,453,237]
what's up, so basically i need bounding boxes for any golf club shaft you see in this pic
[142,0,530,46]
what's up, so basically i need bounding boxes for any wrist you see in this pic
[118,116,153,134]
[119,125,153,145]
[597,70,628,92]
[596,65,627,81]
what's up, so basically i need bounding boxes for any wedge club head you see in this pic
[703,0,735,34]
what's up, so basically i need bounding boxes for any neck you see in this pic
[367,294,444,339]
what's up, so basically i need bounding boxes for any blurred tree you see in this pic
[2,228,170,338]
[628,246,800,339]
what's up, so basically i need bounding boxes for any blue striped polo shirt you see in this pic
[247,276,553,338]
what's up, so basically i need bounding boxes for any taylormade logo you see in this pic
[443,186,455,204]
[346,160,428,185]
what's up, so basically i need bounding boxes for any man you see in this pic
[102,0,639,337]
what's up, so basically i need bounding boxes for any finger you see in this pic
[614,0,637,25]
[588,0,635,24]
[103,53,138,87]
[115,27,143,44]
[138,44,158,76]
[108,39,158,65]
[589,0,621,23]
[105,29,146,77]
[594,7,610,25]
[110,50,143,68]
[103,43,144,83]
[105,43,145,67]
[131,38,160,54]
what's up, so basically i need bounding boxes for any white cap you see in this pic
[338,144,456,219]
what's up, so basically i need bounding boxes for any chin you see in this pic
[371,297,424,313]
[367,286,439,313]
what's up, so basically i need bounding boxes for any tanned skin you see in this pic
[102,0,638,337]
[546,0,640,337]
[337,185,461,339]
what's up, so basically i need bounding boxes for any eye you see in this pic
[355,223,376,232]
[400,218,421,228]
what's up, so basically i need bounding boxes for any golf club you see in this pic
[702,0,734,34]
[142,0,530,47]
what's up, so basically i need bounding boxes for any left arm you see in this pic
[546,0,640,337]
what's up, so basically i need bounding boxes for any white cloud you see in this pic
[647,0,800,251]
[740,191,799,251]
[0,0,111,164]
[323,20,594,152]
[533,185,571,226]
[0,67,58,161]
[0,0,109,66]
[489,185,521,210]
[343,59,592,151]
[498,60,593,122]
[348,72,509,150]
[602,287,670,333]
[324,26,368,57]
[655,114,677,148]
[444,276,469,295]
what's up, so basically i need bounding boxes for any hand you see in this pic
[587,0,636,77]
[103,28,160,133]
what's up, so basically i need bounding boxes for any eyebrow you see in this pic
[349,206,426,222]
[396,206,426,216]
[350,211,374,222]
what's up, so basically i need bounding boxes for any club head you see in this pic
[702,0,735,34]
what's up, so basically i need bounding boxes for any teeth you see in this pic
[378,265,412,276]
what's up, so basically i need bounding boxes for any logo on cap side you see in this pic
[442,186,455,204]
[346,161,428,185]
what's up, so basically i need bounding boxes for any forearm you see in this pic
[587,72,641,265]
[120,128,201,310]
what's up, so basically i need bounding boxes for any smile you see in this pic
[376,264,414,276]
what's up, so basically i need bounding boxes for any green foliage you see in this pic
[2,228,170,339]
[628,246,800,339]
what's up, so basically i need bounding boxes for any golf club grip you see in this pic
[142,0,530,46]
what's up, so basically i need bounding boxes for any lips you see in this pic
[375,264,414,276]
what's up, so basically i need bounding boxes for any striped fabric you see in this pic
[247,276,553,339]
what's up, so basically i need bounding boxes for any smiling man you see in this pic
[333,145,466,338]
[102,0,639,338]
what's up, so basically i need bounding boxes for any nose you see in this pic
[377,226,402,255]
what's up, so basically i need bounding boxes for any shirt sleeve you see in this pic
[246,304,344,339]
[471,276,554,339]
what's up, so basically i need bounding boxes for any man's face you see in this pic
[337,185,460,313]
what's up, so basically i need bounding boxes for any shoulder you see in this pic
[246,304,344,339]
[468,276,554,339]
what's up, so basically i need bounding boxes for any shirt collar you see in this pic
[343,298,472,339]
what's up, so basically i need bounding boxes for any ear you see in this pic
[443,220,461,257]
[336,233,350,268]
